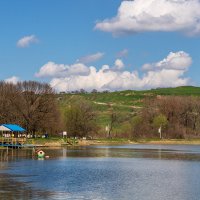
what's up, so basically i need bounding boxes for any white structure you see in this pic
[63,131,67,138]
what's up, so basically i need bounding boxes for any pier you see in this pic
[0,137,26,148]
[0,124,28,149]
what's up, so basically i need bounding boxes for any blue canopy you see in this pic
[1,124,25,132]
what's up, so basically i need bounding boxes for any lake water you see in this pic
[1,144,200,200]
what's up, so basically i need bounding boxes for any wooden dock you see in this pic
[0,137,27,148]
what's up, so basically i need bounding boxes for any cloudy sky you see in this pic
[1,0,200,91]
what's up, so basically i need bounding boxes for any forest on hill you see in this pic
[57,86,200,139]
[1,81,200,139]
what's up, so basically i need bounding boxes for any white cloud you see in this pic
[50,66,117,92]
[95,0,200,36]
[142,51,192,71]
[103,59,125,72]
[117,49,128,57]
[113,59,125,70]
[5,76,20,84]
[35,62,90,78]
[38,51,191,92]
[103,69,189,91]
[77,52,104,64]
[17,35,38,48]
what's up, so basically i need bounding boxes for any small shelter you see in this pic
[0,124,25,131]
[0,124,26,147]
[0,124,25,137]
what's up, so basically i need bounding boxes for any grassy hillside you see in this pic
[57,86,200,134]
[57,86,200,111]
[146,86,200,96]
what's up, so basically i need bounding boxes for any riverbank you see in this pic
[26,138,200,147]
[140,139,200,145]
[1,137,198,148]
[79,139,200,145]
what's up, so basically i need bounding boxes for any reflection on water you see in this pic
[0,173,61,200]
[0,149,67,200]
[1,145,200,200]
[42,145,200,161]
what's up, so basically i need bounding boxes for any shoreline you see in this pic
[1,138,200,149]
[78,139,200,146]
[39,138,200,147]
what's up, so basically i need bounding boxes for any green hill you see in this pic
[57,86,200,134]
[58,86,200,109]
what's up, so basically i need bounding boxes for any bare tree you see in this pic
[0,81,62,135]
[139,96,200,139]
[65,98,97,137]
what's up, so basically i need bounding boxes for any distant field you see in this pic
[57,86,200,132]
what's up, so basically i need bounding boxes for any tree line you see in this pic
[130,96,200,139]
[0,81,97,137]
[1,80,200,139]
[0,81,61,136]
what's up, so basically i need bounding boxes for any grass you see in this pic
[2,137,200,147]
[58,86,200,107]
[29,137,200,146]
[57,86,200,133]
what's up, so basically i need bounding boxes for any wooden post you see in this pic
[6,146,8,156]
[32,147,35,156]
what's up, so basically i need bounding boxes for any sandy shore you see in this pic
[71,139,200,146]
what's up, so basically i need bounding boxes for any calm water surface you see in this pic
[1,144,200,200]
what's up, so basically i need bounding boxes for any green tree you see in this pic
[130,116,143,138]
[107,110,118,138]
[65,98,97,137]
[153,114,168,139]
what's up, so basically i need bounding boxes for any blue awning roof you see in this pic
[1,124,25,132]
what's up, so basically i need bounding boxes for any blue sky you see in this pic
[1,0,200,91]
